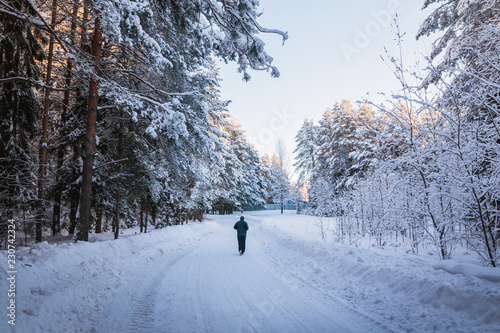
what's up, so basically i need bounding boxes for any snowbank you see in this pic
[253,211,500,333]
[0,221,221,333]
[433,261,500,283]
[1,211,498,333]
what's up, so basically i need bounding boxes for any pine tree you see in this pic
[293,119,317,184]
[0,0,44,242]
[262,142,290,214]
[35,0,58,242]
[74,0,287,240]
[51,1,79,236]
[214,113,265,212]
[0,0,286,244]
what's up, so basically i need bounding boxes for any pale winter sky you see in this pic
[218,0,436,178]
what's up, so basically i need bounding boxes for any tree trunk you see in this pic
[140,200,144,233]
[36,0,58,242]
[23,211,28,246]
[472,187,496,267]
[53,0,78,235]
[114,188,119,239]
[104,214,108,232]
[145,196,149,233]
[152,204,157,228]
[78,16,103,242]
[51,190,62,235]
[68,185,79,234]
[95,209,102,233]
[76,0,89,99]
[81,0,90,45]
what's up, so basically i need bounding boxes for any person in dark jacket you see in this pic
[234,216,249,255]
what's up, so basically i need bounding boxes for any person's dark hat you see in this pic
[240,216,244,221]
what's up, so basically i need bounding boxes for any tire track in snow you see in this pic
[218,238,313,333]
[155,229,250,332]
[123,266,163,331]
[93,228,217,333]
[95,217,388,332]
[155,217,376,332]
[255,223,397,333]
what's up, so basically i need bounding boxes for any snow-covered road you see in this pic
[97,215,381,333]
[1,211,499,333]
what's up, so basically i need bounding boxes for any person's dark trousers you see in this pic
[238,236,246,254]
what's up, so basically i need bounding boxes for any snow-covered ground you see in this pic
[1,211,499,332]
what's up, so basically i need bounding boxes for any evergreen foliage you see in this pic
[0,0,44,242]
[0,0,286,245]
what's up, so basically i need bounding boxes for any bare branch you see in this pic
[94,158,129,170]
[0,76,73,91]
